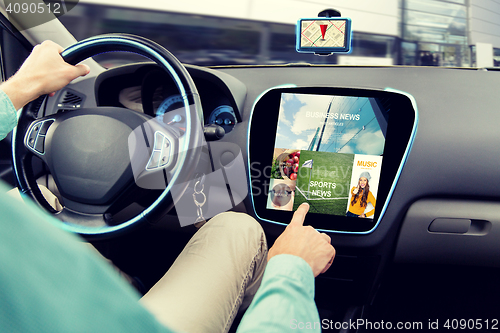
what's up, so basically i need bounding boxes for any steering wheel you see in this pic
[12,34,204,239]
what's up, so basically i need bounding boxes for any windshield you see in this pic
[55,0,496,68]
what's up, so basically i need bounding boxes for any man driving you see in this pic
[0,41,335,333]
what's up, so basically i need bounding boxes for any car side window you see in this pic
[0,16,31,81]
[0,14,32,186]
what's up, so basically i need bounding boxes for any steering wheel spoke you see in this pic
[55,207,109,229]
[24,117,56,158]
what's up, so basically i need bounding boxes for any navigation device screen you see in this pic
[296,18,351,53]
[267,93,388,219]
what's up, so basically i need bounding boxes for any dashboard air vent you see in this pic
[57,89,85,113]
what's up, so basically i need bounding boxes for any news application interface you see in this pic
[267,93,388,219]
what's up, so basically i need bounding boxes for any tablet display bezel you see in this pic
[248,87,417,233]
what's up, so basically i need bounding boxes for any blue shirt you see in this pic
[0,89,18,140]
[237,255,320,333]
[0,90,320,332]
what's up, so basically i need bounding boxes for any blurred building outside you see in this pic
[57,0,500,68]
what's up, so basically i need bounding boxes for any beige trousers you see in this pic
[140,212,268,333]
[7,187,267,333]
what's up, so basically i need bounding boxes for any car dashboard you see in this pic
[39,61,500,312]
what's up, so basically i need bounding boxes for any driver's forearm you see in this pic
[0,89,19,140]
[0,76,39,111]
[237,254,320,333]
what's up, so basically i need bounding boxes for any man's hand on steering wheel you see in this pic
[0,40,90,110]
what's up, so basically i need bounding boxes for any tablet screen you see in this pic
[267,93,387,220]
[249,86,416,233]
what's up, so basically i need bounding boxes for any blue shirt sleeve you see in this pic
[237,254,321,333]
[0,89,18,140]
[0,181,174,333]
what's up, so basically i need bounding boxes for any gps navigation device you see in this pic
[296,18,352,54]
